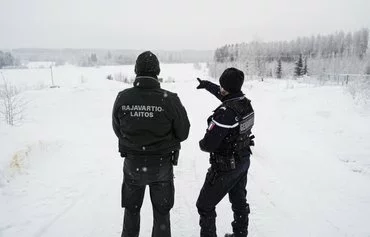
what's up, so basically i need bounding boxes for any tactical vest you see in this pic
[210,97,254,171]
[221,97,254,155]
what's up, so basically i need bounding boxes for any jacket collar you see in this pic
[221,91,245,102]
[133,76,160,89]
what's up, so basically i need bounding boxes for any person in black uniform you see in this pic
[196,68,255,237]
[112,51,190,237]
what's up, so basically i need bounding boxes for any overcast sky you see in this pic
[1,0,369,50]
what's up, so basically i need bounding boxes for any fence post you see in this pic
[50,66,55,86]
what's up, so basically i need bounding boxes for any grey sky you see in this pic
[1,0,369,50]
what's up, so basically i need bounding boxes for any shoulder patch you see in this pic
[207,121,216,131]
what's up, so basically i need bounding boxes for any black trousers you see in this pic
[196,155,250,237]
[121,155,174,237]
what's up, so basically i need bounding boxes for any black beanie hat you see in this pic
[219,67,244,93]
[134,51,160,76]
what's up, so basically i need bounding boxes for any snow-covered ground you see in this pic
[1,64,370,237]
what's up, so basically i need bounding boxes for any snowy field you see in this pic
[1,64,370,237]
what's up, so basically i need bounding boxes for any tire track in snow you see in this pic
[173,151,202,237]
[33,182,95,237]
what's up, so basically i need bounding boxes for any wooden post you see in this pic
[50,65,55,86]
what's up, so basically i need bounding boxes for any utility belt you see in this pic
[124,150,179,166]
[210,135,254,172]
[210,152,242,172]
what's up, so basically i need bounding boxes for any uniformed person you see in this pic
[112,51,190,237]
[196,68,255,237]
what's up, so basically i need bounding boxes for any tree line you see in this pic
[211,28,369,78]
[215,28,369,62]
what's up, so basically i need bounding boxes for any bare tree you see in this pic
[0,72,27,125]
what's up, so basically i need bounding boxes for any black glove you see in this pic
[171,150,180,166]
[249,135,255,146]
[196,78,208,89]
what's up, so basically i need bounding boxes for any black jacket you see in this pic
[199,81,254,154]
[112,76,190,156]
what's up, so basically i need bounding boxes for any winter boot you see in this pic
[225,233,248,237]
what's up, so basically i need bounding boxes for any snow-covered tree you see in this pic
[276,59,282,79]
[365,63,370,75]
[90,54,98,64]
[0,51,15,69]
[302,57,308,75]
[294,54,303,77]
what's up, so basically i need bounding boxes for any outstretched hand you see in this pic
[196,78,207,89]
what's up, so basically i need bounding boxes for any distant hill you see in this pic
[9,48,214,66]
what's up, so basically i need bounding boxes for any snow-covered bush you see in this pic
[0,73,27,126]
[114,72,134,83]
[193,62,202,70]
[80,75,87,84]
[165,76,175,83]
[347,75,370,104]
[365,64,370,75]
